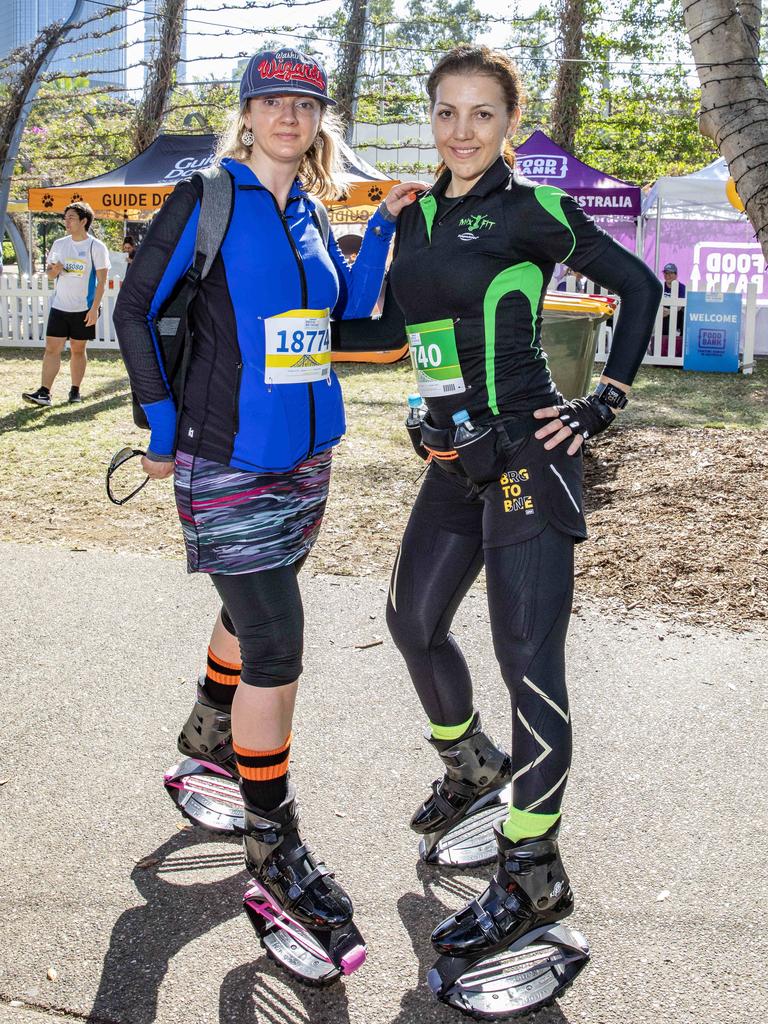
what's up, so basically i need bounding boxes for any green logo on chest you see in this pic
[458,213,496,232]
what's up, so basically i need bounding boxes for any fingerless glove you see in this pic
[557,394,616,440]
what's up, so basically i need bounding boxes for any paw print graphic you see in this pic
[42,193,54,208]
[367,186,383,203]
[70,193,84,202]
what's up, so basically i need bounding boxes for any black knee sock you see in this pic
[202,646,241,706]
[235,734,292,811]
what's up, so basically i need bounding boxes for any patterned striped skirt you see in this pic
[174,450,333,575]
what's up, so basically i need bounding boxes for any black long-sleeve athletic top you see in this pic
[388,157,662,428]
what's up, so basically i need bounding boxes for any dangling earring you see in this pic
[241,128,254,147]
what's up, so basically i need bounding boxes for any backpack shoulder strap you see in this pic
[192,165,234,280]
[309,198,331,249]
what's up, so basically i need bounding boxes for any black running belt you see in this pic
[503,415,539,444]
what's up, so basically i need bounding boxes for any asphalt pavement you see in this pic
[1,540,766,1024]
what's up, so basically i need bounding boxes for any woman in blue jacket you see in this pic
[115,49,421,935]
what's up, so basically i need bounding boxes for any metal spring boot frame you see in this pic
[177,678,237,773]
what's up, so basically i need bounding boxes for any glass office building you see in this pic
[0,1,127,94]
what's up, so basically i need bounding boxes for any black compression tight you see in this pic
[211,562,304,688]
[387,523,574,816]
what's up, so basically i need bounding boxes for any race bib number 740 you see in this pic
[264,308,331,385]
[406,317,466,398]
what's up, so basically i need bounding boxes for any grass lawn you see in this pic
[621,359,768,429]
[1,348,766,627]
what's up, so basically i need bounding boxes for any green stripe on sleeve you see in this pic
[533,185,576,263]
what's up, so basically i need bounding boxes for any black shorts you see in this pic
[416,434,587,548]
[46,307,95,341]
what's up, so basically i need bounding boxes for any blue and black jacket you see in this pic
[114,158,395,471]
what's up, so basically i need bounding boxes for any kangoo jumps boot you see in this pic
[411,713,512,835]
[431,821,574,958]
[177,679,238,776]
[243,785,354,931]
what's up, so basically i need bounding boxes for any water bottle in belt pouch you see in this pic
[418,415,464,473]
[451,410,509,485]
[405,394,429,460]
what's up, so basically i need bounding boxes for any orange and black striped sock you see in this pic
[202,646,241,706]
[234,733,292,810]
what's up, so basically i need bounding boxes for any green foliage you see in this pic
[575,79,717,184]
[2,239,16,264]
[313,0,488,122]
[163,78,240,136]
[502,0,718,182]
[13,78,135,201]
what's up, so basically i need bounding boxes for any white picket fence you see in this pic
[0,273,123,350]
[0,272,759,374]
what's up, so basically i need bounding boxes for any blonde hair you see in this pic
[215,101,348,201]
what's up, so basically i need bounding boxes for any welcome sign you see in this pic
[683,291,742,372]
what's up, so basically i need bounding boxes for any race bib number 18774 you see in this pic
[264,308,331,385]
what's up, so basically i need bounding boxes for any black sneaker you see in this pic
[22,387,52,407]
[68,387,83,404]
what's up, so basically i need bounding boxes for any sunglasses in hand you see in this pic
[106,446,150,506]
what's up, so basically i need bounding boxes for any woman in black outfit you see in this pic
[385,45,662,959]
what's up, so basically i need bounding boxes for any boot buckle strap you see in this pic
[468,899,498,940]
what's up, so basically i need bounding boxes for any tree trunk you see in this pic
[683,0,768,258]
[335,0,369,139]
[134,0,186,154]
[550,0,586,152]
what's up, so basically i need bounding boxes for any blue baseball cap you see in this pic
[240,48,336,107]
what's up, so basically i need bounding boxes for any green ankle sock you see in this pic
[429,713,476,744]
[502,805,561,843]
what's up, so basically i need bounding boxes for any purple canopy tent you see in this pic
[515,132,642,264]
[516,131,642,220]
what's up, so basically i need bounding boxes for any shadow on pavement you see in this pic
[88,827,245,1024]
[395,859,571,1024]
[90,825,353,1024]
[0,378,130,436]
[220,959,351,1024]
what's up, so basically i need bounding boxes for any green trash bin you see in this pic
[541,294,614,399]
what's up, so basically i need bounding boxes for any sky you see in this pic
[126,0,538,92]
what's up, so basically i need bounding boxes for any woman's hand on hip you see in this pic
[141,456,175,479]
[383,181,428,217]
[534,395,617,455]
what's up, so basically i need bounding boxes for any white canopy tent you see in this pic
[643,157,733,218]
[641,157,767,355]
[641,157,746,273]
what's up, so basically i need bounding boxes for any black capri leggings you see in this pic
[212,558,306,688]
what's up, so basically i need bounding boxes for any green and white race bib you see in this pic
[406,318,466,398]
[264,308,331,385]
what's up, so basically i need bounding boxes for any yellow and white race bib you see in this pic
[264,308,331,385]
[63,259,86,278]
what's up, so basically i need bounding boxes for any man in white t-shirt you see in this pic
[22,202,110,407]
